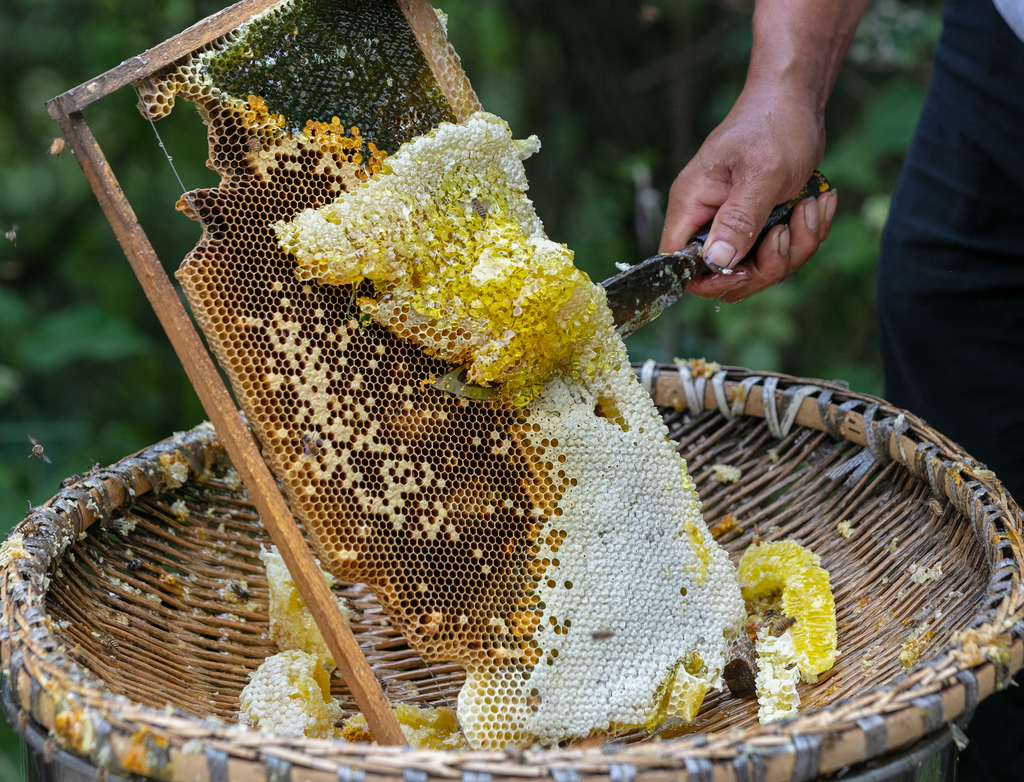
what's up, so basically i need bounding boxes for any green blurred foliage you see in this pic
[432,0,941,392]
[0,0,939,768]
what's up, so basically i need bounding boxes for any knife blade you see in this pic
[602,170,832,337]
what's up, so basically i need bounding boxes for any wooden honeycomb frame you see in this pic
[41,0,474,745]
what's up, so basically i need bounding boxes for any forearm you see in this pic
[744,0,871,115]
[660,0,866,286]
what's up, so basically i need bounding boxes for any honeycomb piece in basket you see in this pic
[753,629,801,724]
[341,703,468,749]
[238,650,343,737]
[141,0,746,748]
[738,541,837,681]
[260,545,351,666]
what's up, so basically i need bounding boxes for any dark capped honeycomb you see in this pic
[203,0,454,150]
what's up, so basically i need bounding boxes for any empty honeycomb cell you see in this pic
[148,0,746,749]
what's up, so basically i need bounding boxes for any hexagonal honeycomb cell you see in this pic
[140,0,745,748]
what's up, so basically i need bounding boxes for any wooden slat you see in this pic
[399,0,483,121]
[45,0,282,119]
[53,109,405,746]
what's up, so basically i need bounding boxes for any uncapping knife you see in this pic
[602,170,832,337]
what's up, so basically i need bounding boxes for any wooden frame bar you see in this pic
[45,0,405,747]
[46,0,281,119]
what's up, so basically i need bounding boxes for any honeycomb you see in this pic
[261,545,351,666]
[239,649,343,737]
[274,112,614,407]
[342,703,468,749]
[738,541,837,681]
[137,0,456,145]
[753,630,801,724]
[141,0,745,748]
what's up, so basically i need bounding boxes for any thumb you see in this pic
[701,181,775,271]
[659,170,731,254]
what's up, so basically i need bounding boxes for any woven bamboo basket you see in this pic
[2,362,1023,782]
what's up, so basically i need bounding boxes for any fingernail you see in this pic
[803,199,819,232]
[825,190,838,222]
[778,226,790,257]
[704,240,737,270]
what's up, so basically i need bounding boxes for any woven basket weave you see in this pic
[2,363,1022,782]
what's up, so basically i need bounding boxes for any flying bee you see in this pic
[5,224,18,247]
[301,433,324,457]
[49,137,66,156]
[27,435,51,464]
[229,581,249,601]
[100,632,119,651]
[591,628,615,641]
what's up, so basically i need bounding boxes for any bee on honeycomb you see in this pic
[738,541,837,723]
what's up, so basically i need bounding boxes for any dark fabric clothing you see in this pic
[877,1,1024,779]
[879,0,1024,498]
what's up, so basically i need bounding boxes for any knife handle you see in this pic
[691,170,832,271]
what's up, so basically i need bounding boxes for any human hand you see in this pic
[659,86,835,302]
[687,191,837,303]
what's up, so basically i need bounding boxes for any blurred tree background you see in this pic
[0,0,939,773]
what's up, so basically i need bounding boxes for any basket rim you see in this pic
[2,364,1022,782]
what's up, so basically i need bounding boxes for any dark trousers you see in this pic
[877,0,1024,779]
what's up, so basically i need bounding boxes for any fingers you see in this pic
[716,225,792,304]
[698,190,836,304]
[684,267,752,299]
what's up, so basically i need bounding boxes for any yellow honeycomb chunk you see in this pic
[260,545,351,666]
[341,703,468,749]
[0,534,28,568]
[645,654,710,729]
[738,541,837,681]
[274,112,621,406]
[238,650,342,737]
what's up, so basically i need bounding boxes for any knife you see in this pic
[433,171,831,397]
[603,170,832,338]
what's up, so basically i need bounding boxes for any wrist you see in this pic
[726,81,825,147]
[745,0,868,116]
